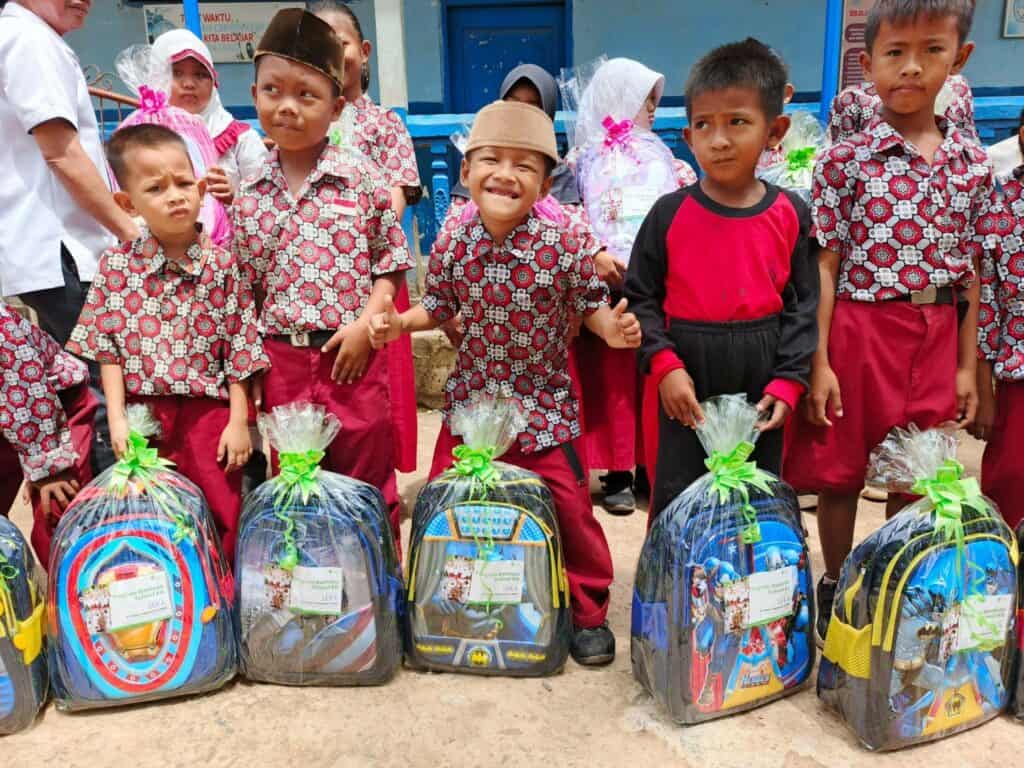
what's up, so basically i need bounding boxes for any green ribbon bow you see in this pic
[0,552,17,582]
[271,450,326,571]
[108,430,193,543]
[705,441,775,544]
[452,445,499,499]
[785,146,817,174]
[911,459,987,565]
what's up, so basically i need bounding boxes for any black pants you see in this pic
[651,315,784,516]
[18,245,114,474]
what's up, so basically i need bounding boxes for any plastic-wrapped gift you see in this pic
[47,405,236,711]
[0,518,47,734]
[631,395,814,724]
[756,111,826,202]
[235,403,402,686]
[405,398,570,676]
[819,425,1017,751]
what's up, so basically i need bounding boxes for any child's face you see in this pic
[253,55,344,152]
[318,10,371,97]
[114,143,204,243]
[170,57,214,115]
[861,14,970,119]
[460,146,553,229]
[504,81,543,111]
[634,88,658,131]
[684,87,787,189]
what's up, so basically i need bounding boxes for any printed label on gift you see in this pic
[746,567,797,626]
[288,566,344,616]
[107,570,174,631]
[467,559,525,605]
[621,187,661,221]
[956,594,1013,652]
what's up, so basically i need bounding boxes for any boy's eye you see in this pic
[517,164,535,173]
[731,118,747,126]
[885,48,902,57]
[146,185,160,193]
[928,45,945,54]
[693,120,707,129]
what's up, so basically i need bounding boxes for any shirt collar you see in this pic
[131,226,209,278]
[864,114,966,161]
[264,143,352,196]
[468,211,541,255]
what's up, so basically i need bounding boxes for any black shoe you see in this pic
[634,466,651,499]
[600,471,635,516]
[816,577,837,649]
[571,622,616,666]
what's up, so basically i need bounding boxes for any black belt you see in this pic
[887,286,955,306]
[269,331,335,348]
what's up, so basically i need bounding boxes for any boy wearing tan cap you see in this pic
[369,100,641,665]
[232,8,413,543]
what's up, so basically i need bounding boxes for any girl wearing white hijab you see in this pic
[150,29,268,201]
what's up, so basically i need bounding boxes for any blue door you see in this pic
[445,1,568,113]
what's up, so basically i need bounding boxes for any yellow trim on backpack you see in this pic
[822,614,872,679]
[12,601,44,665]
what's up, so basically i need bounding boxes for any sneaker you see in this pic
[571,622,616,666]
[815,576,837,648]
[600,471,635,516]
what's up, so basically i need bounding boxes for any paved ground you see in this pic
[3,411,1017,767]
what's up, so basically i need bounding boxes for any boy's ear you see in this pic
[459,156,471,188]
[951,41,974,74]
[196,177,208,198]
[682,126,693,149]
[784,83,795,105]
[859,49,873,83]
[362,39,372,63]
[251,82,258,102]
[539,173,554,199]
[113,190,136,216]
[331,94,345,122]
[766,114,791,150]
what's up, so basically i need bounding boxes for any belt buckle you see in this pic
[910,285,937,305]
[290,332,311,348]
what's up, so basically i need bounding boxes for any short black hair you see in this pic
[308,0,370,92]
[865,0,975,51]
[685,38,788,121]
[106,124,189,188]
[254,55,342,99]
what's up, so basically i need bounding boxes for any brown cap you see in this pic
[465,101,559,165]
[255,9,345,89]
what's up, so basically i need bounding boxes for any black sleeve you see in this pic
[624,190,687,374]
[773,190,821,389]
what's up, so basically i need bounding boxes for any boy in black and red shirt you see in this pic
[626,38,819,517]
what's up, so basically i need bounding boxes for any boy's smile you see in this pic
[252,55,343,152]
[461,146,553,239]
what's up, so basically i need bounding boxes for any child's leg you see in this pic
[651,416,708,518]
[982,381,1024,530]
[0,441,22,516]
[817,491,860,579]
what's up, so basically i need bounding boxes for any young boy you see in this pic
[67,123,267,562]
[783,0,994,643]
[1,301,96,564]
[626,38,819,518]
[233,8,413,544]
[368,100,641,665]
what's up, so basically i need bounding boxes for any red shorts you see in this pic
[982,381,1024,529]
[784,299,958,494]
[575,329,640,472]
[389,282,418,473]
[430,425,613,628]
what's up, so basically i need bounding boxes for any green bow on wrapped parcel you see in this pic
[452,445,499,498]
[705,441,774,544]
[271,449,326,571]
[108,430,193,542]
[785,146,817,174]
[911,459,988,558]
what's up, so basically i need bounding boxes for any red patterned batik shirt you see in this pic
[1,301,87,480]
[67,229,268,400]
[341,95,421,189]
[234,145,414,335]
[422,211,608,453]
[811,118,996,302]
[979,167,1024,380]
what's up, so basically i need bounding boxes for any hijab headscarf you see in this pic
[499,64,558,120]
[575,58,665,151]
[150,30,236,142]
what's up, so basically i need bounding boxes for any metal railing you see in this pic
[84,66,139,137]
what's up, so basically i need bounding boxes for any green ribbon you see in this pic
[911,459,987,558]
[705,441,775,544]
[452,445,499,499]
[271,450,326,571]
[785,146,817,174]
[108,430,193,543]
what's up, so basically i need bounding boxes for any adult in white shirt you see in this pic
[0,0,137,344]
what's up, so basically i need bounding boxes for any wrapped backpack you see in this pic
[632,395,814,724]
[0,519,47,734]
[757,111,826,202]
[235,403,402,686]
[47,406,236,711]
[406,398,570,676]
[819,426,1017,751]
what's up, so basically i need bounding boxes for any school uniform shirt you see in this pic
[66,228,267,399]
[827,75,977,145]
[422,211,608,453]
[0,302,87,481]
[0,1,116,296]
[340,95,421,189]
[979,166,1024,380]
[234,145,414,335]
[626,182,819,411]
[812,117,996,302]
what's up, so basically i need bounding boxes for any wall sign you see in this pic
[143,3,303,63]
[1005,0,1024,38]
[839,0,878,89]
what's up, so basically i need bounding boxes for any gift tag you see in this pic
[746,567,797,626]
[288,566,344,616]
[468,559,525,605]
[107,570,174,632]
[956,593,1013,652]
[621,187,662,221]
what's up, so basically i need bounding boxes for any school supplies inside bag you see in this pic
[818,425,1017,751]
[0,519,47,734]
[236,403,402,686]
[632,394,814,724]
[47,405,236,711]
[406,397,571,676]
[757,111,825,202]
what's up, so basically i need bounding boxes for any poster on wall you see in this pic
[142,2,303,63]
[1006,0,1024,38]
[839,0,878,89]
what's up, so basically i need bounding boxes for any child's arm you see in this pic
[322,272,403,384]
[955,271,980,428]
[217,381,252,472]
[974,217,1005,441]
[368,294,438,348]
[581,299,641,349]
[101,362,129,458]
[806,249,843,427]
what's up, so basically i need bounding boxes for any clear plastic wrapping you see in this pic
[235,403,402,686]
[47,405,236,711]
[631,395,814,724]
[405,397,570,676]
[757,111,825,202]
[819,425,1017,750]
[0,518,47,734]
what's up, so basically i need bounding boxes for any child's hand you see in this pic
[325,321,371,383]
[955,366,978,429]
[108,411,130,458]
[217,419,252,472]
[603,298,642,349]
[972,364,996,441]
[659,369,705,428]
[806,361,842,427]
[31,470,81,520]
[594,250,626,289]
[205,166,233,206]
[367,294,403,350]
[756,393,791,432]
[440,314,465,348]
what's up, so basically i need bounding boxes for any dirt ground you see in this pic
[3,410,1019,767]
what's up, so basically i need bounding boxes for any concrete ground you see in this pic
[4,411,1018,767]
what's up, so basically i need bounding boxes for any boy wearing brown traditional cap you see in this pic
[368,100,641,665]
[233,8,413,544]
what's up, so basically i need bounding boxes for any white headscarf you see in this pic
[150,29,235,140]
[575,58,665,150]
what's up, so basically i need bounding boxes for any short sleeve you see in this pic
[811,144,856,254]
[368,184,414,277]
[0,30,79,133]
[65,254,122,365]
[567,233,609,315]
[421,229,460,323]
[379,111,422,188]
